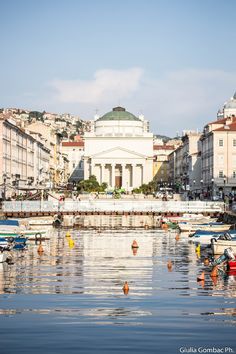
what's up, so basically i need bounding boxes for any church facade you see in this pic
[83,107,153,191]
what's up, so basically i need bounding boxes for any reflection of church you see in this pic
[83,107,153,191]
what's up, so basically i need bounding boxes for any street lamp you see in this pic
[223,175,226,199]
[3,173,7,200]
[211,178,214,200]
[200,179,204,199]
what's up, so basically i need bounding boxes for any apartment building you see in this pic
[0,114,50,198]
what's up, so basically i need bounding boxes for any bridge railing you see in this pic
[2,200,225,213]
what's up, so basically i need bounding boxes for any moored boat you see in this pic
[211,238,236,255]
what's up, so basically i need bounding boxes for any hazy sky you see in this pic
[1,0,236,136]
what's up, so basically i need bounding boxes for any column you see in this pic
[122,164,126,188]
[112,164,115,188]
[131,164,135,188]
[101,163,105,184]
[90,162,94,177]
[141,164,144,185]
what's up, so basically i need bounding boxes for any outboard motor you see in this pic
[212,247,235,267]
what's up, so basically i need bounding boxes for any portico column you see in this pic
[112,164,115,188]
[90,162,94,177]
[141,164,144,185]
[101,163,105,184]
[122,164,126,188]
[131,164,135,188]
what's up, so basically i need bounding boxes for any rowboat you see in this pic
[179,221,231,233]
[189,229,236,245]
[211,238,236,255]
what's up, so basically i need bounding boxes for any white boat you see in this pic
[211,238,236,255]
[179,222,230,233]
[0,219,50,240]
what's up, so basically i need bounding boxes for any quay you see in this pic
[2,199,225,218]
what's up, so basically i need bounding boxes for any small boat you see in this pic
[211,237,236,255]
[179,221,231,233]
[0,219,49,240]
[189,229,236,245]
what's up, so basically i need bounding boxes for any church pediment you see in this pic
[91,146,147,159]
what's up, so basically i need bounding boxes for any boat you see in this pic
[0,219,49,240]
[211,237,236,255]
[178,221,231,233]
[189,229,236,245]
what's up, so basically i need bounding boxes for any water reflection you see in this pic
[0,229,235,299]
[0,228,235,352]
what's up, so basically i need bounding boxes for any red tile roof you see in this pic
[153,145,174,150]
[213,123,236,132]
[62,141,84,147]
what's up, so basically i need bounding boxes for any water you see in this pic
[0,229,235,354]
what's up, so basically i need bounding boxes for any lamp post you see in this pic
[223,175,226,200]
[200,179,203,199]
[211,178,214,200]
[3,173,7,201]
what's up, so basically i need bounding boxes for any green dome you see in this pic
[98,107,140,121]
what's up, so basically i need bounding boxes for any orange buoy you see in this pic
[167,260,173,271]
[210,266,218,278]
[37,244,44,254]
[175,234,180,241]
[123,281,129,294]
[203,258,210,266]
[131,240,139,249]
[197,271,205,281]
[162,223,168,230]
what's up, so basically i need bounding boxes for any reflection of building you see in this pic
[83,107,153,191]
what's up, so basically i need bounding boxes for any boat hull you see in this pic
[211,239,236,254]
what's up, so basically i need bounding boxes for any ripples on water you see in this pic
[0,228,235,354]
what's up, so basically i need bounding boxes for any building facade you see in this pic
[0,115,50,198]
[83,107,153,191]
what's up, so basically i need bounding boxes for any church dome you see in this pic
[98,107,140,121]
[224,92,236,109]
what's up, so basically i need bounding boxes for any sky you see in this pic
[1,0,236,136]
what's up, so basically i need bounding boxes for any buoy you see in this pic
[175,234,180,241]
[123,281,129,292]
[167,260,173,270]
[203,258,210,266]
[131,240,139,249]
[37,244,44,254]
[210,266,218,277]
[197,271,205,281]
[162,223,168,230]
[66,231,71,238]
[132,248,138,256]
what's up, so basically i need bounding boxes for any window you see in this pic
[219,170,224,178]
[219,139,223,147]
[233,139,236,147]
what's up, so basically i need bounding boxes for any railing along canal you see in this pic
[2,200,225,214]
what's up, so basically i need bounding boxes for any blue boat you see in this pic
[189,229,236,245]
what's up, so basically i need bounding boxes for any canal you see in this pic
[0,228,235,354]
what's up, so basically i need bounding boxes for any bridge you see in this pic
[2,200,225,218]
